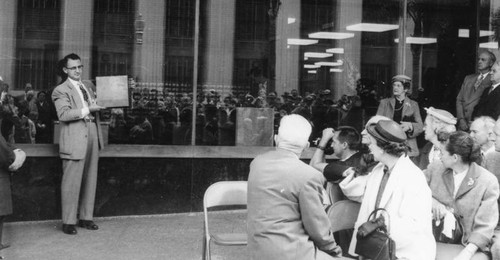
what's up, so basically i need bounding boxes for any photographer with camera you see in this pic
[310,126,362,186]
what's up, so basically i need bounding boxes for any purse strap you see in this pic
[367,208,391,235]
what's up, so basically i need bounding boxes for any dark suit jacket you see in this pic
[0,134,15,215]
[247,148,338,260]
[456,73,491,124]
[472,84,500,121]
[52,79,104,159]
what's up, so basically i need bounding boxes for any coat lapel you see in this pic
[402,99,410,118]
[455,163,480,199]
[389,98,395,110]
[65,80,84,109]
[441,169,455,197]
[378,156,406,208]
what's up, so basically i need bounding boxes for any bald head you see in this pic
[470,116,495,149]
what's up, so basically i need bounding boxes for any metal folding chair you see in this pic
[202,181,247,260]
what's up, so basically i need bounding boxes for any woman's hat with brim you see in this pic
[367,120,407,144]
[424,107,457,125]
[391,75,412,84]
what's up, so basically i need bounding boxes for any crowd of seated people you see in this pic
[257,112,500,259]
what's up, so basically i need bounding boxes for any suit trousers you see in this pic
[61,122,99,224]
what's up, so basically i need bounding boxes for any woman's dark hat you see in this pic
[367,120,407,144]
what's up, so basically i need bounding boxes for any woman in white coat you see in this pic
[345,119,436,259]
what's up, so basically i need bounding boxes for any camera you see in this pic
[312,137,334,155]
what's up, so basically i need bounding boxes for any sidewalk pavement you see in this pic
[1,211,248,260]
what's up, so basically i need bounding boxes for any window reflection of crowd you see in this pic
[109,82,380,146]
[0,77,382,146]
[0,81,54,145]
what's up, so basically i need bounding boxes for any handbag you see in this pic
[355,208,396,260]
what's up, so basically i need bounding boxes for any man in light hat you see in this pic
[457,50,496,131]
[376,75,424,157]
[414,107,456,170]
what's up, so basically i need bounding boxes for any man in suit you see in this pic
[52,53,105,235]
[483,117,500,260]
[472,60,500,121]
[247,114,342,260]
[457,51,496,131]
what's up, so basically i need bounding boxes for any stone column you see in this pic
[275,0,301,95]
[0,0,17,83]
[202,0,235,94]
[60,0,94,80]
[333,0,362,99]
[132,0,166,84]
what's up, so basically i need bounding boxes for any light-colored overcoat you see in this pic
[426,162,500,251]
[345,156,436,260]
[247,148,338,260]
[376,98,423,157]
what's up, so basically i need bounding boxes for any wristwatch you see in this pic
[317,145,326,151]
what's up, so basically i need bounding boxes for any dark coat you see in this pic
[0,134,15,216]
[472,84,500,121]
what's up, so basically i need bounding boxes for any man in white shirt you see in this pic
[52,53,105,235]
[456,51,495,131]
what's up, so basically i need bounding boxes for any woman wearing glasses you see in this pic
[427,131,499,260]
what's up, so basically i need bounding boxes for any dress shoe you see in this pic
[0,243,10,250]
[78,220,99,230]
[62,224,77,235]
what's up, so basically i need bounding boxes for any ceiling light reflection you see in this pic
[326,48,344,54]
[304,52,333,58]
[346,23,399,32]
[287,38,318,45]
[309,32,355,40]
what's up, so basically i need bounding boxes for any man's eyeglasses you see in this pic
[66,65,84,71]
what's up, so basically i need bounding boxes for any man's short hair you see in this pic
[336,126,361,150]
[481,50,497,64]
[62,53,81,67]
[277,114,311,148]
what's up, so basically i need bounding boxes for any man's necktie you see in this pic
[79,83,89,105]
[474,74,484,89]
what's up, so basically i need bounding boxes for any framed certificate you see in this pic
[96,75,129,108]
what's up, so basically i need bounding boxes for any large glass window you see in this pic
[1,0,499,147]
